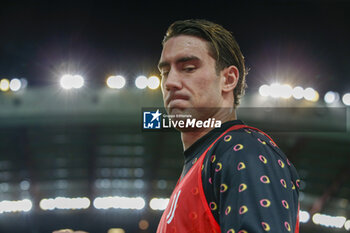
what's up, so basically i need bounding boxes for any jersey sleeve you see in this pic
[204,130,300,233]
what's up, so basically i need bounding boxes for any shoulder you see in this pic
[211,127,280,159]
[208,126,300,183]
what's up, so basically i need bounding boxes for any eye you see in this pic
[160,69,170,78]
[183,66,196,72]
[161,71,169,78]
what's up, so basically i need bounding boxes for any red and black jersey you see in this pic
[157,120,300,233]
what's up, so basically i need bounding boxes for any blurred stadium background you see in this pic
[0,1,349,233]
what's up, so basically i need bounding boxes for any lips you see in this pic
[166,93,190,106]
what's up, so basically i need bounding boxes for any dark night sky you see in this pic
[0,0,349,95]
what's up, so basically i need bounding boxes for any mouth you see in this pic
[166,93,190,107]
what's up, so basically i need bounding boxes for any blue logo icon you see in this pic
[143,109,162,129]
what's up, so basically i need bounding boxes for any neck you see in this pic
[181,110,237,151]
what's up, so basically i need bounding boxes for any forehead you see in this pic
[160,35,211,62]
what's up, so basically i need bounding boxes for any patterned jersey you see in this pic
[177,120,300,232]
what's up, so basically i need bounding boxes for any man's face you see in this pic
[158,35,223,118]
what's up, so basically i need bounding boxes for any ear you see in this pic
[221,65,239,93]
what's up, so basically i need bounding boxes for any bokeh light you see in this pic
[324,91,337,104]
[149,198,169,210]
[148,76,160,90]
[138,219,149,230]
[40,197,90,210]
[60,74,84,90]
[312,213,346,228]
[107,75,126,89]
[259,84,270,97]
[0,199,32,213]
[299,210,310,223]
[269,83,282,98]
[342,93,350,106]
[9,78,22,92]
[292,86,304,100]
[303,87,317,101]
[93,196,145,210]
[280,84,293,99]
[0,79,10,92]
[135,76,148,89]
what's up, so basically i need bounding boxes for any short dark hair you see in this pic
[163,19,247,108]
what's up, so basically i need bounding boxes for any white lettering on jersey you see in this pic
[166,189,181,224]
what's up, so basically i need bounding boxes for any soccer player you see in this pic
[157,19,300,233]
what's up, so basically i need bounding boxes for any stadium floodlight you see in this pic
[280,84,293,99]
[93,196,145,210]
[39,198,54,210]
[20,78,28,89]
[342,93,350,106]
[60,74,73,90]
[299,210,310,223]
[148,76,160,89]
[259,84,270,97]
[135,76,148,89]
[106,75,126,89]
[39,197,90,210]
[20,180,30,191]
[303,87,317,101]
[60,74,84,90]
[72,75,84,89]
[0,199,32,213]
[0,79,10,92]
[269,83,283,98]
[149,198,169,210]
[311,90,319,102]
[324,91,339,104]
[312,213,346,228]
[9,78,22,92]
[292,86,304,100]
[344,220,350,231]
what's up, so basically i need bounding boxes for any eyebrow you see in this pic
[158,56,200,71]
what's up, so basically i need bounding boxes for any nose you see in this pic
[163,69,182,91]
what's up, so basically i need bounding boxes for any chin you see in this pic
[168,108,186,115]
[167,103,190,114]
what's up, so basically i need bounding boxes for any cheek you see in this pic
[161,80,167,95]
[191,75,221,107]
[195,72,221,94]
